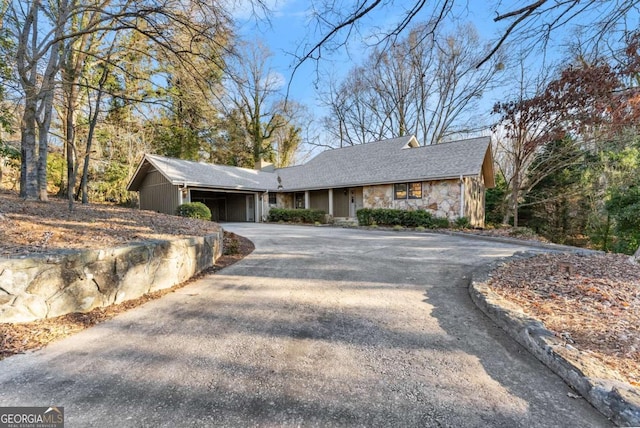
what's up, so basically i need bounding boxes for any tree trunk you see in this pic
[36,89,54,201]
[20,99,39,200]
[66,108,76,211]
[80,84,106,204]
[511,163,520,228]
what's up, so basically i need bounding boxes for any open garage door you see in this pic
[190,190,257,222]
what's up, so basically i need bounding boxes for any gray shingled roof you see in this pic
[277,136,492,191]
[128,136,492,192]
[128,154,277,191]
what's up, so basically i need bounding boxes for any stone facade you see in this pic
[419,180,462,220]
[363,185,393,209]
[272,175,487,227]
[0,230,223,323]
[277,193,294,209]
[361,177,486,227]
[363,180,463,220]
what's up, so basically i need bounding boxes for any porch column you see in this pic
[304,191,310,209]
[328,189,334,216]
[459,175,465,218]
[255,193,260,223]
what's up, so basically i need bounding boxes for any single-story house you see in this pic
[127,135,495,227]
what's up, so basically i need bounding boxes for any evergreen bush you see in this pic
[356,208,443,228]
[175,202,212,220]
[268,208,325,224]
[454,217,470,229]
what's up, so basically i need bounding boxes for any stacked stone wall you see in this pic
[0,230,223,323]
[363,180,462,220]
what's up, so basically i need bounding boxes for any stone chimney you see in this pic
[256,159,275,172]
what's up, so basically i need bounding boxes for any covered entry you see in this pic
[333,187,363,218]
[190,190,258,222]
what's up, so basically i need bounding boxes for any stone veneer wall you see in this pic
[0,230,223,323]
[277,193,294,209]
[363,179,463,220]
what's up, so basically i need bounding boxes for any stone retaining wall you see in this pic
[470,254,640,427]
[0,230,223,323]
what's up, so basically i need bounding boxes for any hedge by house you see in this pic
[268,208,326,224]
[176,202,212,220]
[356,208,451,228]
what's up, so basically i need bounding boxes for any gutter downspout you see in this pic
[178,181,188,206]
[459,175,465,219]
[262,191,267,222]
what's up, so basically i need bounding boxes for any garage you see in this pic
[190,190,258,222]
[127,154,275,222]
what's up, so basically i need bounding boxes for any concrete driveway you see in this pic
[0,224,610,427]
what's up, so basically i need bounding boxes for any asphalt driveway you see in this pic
[0,224,611,427]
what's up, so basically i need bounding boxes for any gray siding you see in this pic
[309,190,329,213]
[139,170,179,214]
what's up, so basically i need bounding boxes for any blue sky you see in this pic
[229,1,638,146]
[230,1,535,104]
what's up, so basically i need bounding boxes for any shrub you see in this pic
[454,216,470,229]
[510,226,537,238]
[356,208,435,228]
[431,217,451,229]
[401,210,433,227]
[175,202,211,220]
[356,208,373,226]
[223,235,240,255]
[268,208,325,224]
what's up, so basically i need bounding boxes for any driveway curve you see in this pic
[0,224,610,427]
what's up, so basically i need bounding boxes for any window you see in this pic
[394,183,407,199]
[408,182,422,199]
[294,192,305,209]
[268,192,277,206]
[395,182,422,200]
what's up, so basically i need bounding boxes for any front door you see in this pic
[348,188,363,218]
[246,195,255,222]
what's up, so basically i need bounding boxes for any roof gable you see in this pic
[127,136,494,192]
[276,136,493,190]
[127,154,277,191]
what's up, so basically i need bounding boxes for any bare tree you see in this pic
[321,21,503,146]
[295,0,639,72]
[223,41,287,165]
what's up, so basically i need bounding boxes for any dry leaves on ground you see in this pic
[487,253,640,387]
[463,226,550,243]
[0,190,221,257]
[0,190,255,359]
[0,232,254,360]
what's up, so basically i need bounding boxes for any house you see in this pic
[127,135,495,227]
